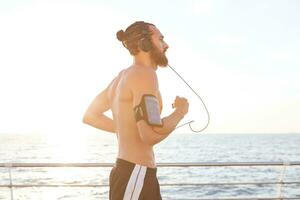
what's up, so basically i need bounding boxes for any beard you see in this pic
[150,45,168,67]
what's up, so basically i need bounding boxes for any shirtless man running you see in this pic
[83,21,189,200]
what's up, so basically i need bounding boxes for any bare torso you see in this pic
[107,65,162,168]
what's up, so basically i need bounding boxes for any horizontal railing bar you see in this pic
[161,181,300,186]
[1,161,300,167]
[174,198,300,200]
[0,184,107,188]
[1,181,300,188]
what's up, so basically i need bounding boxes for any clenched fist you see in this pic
[172,96,189,117]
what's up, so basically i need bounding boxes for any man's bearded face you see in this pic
[150,44,168,67]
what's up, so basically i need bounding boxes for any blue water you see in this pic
[0,133,300,199]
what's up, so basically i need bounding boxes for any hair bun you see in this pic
[116,30,126,42]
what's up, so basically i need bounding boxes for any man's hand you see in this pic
[172,96,189,117]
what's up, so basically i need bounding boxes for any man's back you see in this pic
[107,65,162,168]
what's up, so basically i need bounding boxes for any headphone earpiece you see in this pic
[139,38,152,52]
[138,28,152,52]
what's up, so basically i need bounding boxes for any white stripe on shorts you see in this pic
[123,164,147,200]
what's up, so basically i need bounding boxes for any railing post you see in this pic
[276,161,289,199]
[5,163,14,200]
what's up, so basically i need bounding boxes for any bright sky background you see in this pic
[0,0,299,135]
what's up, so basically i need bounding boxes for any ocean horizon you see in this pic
[0,133,299,199]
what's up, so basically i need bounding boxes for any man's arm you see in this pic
[136,109,185,145]
[132,68,187,145]
[82,87,115,133]
[160,112,185,133]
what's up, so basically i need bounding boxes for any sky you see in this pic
[0,0,299,135]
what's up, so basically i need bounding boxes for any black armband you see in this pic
[134,94,163,127]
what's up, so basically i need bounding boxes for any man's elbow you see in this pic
[82,113,93,125]
[82,116,89,125]
[138,128,160,146]
[140,135,156,146]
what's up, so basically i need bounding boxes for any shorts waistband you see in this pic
[115,158,157,178]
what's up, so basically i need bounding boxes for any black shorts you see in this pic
[109,158,162,200]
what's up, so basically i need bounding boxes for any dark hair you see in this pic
[116,21,155,55]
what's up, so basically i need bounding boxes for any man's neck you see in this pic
[133,54,157,70]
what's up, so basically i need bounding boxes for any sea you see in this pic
[0,133,299,200]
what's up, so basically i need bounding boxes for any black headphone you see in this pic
[139,29,153,52]
[117,21,154,53]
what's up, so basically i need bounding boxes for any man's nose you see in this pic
[164,42,169,51]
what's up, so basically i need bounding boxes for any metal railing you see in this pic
[1,161,300,200]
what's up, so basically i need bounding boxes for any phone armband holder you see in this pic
[134,94,163,127]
